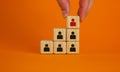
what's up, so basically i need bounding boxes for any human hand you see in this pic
[57,0,94,22]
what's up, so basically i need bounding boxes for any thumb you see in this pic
[57,0,70,17]
[78,0,93,22]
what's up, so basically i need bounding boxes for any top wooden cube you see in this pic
[66,16,80,28]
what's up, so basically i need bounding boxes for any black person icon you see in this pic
[57,31,63,39]
[70,31,76,39]
[44,44,50,52]
[70,44,76,52]
[57,44,63,52]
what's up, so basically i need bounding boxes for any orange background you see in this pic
[0,0,120,72]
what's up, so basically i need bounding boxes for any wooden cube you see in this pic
[54,28,66,41]
[54,42,66,54]
[67,42,79,54]
[67,29,79,41]
[40,40,53,54]
[66,16,80,28]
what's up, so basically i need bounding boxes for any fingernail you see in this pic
[62,11,68,17]
[63,13,68,17]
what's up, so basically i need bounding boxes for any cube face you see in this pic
[66,16,80,28]
[67,29,79,42]
[67,42,79,54]
[54,42,66,54]
[54,28,66,42]
[40,40,53,54]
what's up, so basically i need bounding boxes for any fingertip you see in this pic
[77,9,85,22]
[63,14,68,17]
[57,0,70,17]
[78,0,94,22]
[78,0,90,22]
[62,11,69,17]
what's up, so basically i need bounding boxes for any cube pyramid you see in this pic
[40,16,80,54]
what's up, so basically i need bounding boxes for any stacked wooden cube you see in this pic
[40,16,80,54]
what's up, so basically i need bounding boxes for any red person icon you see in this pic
[70,18,76,26]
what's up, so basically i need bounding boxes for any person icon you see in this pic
[44,44,50,52]
[57,31,63,39]
[70,44,76,52]
[57,44,63,52]
[70,31,76,39]
[70,18,76,26]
